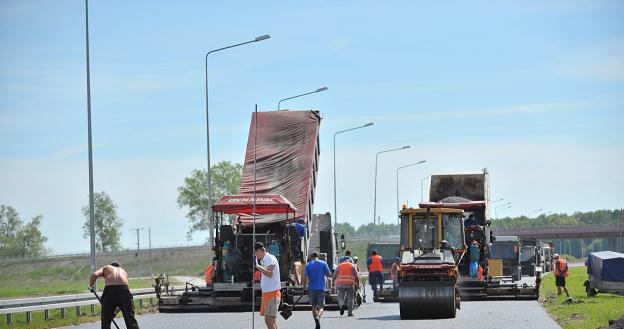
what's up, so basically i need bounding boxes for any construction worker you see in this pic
[352,256,363,305]
[304,252,332,329]
[553,254,570,297]
[89,261,140,329]
[367,250,384,300]
[353,256,360,271]
[390,257,401,290]
[339,250,354,264]
[255,242,281,329]
[333,257,358,316]
[205,264,214,285]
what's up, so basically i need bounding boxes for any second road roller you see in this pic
[397,206,466,319]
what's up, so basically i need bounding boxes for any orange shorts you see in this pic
[260,290,281,317]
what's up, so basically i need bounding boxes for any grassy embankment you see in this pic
[540,266,624,329]
[0,246,209,328]
[0,246,208,298]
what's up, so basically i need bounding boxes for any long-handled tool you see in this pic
[280,293,306,320]
[91,289,120,329]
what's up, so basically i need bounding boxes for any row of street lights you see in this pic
[201,35,424,230]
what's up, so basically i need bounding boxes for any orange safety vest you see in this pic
[205,265,214,285]
[335,261,357,285]
[554,258,569,277]
[369,255,383,273]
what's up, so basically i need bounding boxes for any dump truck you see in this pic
[419,169,540,299]
[158,110,344,311]
[398,207,466,319]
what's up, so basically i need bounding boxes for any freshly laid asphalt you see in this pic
[65,284,560,329]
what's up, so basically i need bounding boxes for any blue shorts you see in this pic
[308,290,325,306]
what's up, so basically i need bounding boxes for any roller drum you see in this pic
[399,281,456,319]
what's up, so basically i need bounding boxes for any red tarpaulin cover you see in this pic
[212,194,297,214]
[419,201,486,210]
[238,110,321,224]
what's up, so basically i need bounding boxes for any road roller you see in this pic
[398,207,466,319]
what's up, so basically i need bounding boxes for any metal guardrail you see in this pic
[0,285,185,325]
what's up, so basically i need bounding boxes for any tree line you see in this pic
[336,209,623,240]
[490,209,623,229]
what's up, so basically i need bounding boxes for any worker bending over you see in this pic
[89,261,140,329]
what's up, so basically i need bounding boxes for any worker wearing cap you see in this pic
[255,242,281,329]
[333,257,358,316]
[553,254,570,297]
[89,261,140,329]
[367,250,384,300]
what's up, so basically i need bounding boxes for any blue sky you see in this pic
[1,1,623,252]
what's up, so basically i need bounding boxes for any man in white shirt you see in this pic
[255,242,281,329]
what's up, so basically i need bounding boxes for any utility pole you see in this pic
[148,228,153,278]
[132,228,144,279]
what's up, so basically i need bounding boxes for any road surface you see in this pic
[64,286,560,329]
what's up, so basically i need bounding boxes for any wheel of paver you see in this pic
[399,281,456,319]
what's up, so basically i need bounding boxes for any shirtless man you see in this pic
[89,262,140,329]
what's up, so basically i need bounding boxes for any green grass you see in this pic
[0,278,155,299]
[2,298,157,329]
[540,266,624,329]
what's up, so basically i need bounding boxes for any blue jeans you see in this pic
[369,271,384,294]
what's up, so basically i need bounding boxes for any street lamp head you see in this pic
[364,122,374,127]
[402,146,411,149]
[316,87,328,92]
[254,34,271,42]
[418,160,426,164]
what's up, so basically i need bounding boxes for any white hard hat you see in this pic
[553,253,560,258]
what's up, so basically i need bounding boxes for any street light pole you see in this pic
[333,123,373,225]
[397,161,426,224]
[84,0,96,277]
[495,202,512,219]
[497,205,512,219]
[527,208,544,218]
[373,146,410,225]
[204,34,270,251]
[277,87,328,110]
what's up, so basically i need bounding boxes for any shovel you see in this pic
[91,289,121,329]
[280,294,305,320]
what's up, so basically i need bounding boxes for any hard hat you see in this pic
[553,253,559,258]
[353,256,359,260]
